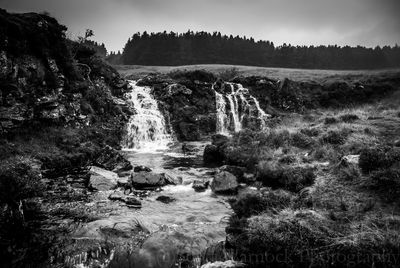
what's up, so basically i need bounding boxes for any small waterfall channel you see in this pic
[122,80,173,151]
[215,82,269,134]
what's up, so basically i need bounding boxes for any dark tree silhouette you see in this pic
[115,31,400,69]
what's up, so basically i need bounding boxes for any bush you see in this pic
[340,114,359,123]
[359,147,400,173]
[324,117,338,124]
[300,127,320,137]
[230,190,292,218]
[337,165,360,181]
[229,210,333,267]
[321,129,349,145]
[168,69,216,82]
[0,156,44,206]
[257,162,316,192]
[291,132,315,149]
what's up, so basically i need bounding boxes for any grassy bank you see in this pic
[222,90,400,267]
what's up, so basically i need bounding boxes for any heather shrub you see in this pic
[324,117,338,124]
[290,132,315,149]
[359,147,400,173]
[340,114,360,123]
[321,129,350,145]
[257,162,316,192]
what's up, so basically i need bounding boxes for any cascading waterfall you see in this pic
[123,81,173,151]
[215,82,269,134]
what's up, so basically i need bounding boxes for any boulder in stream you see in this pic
[156,195,176,204]
[211,171,238,194]
[89,166,118,191]
[130,171,179,190]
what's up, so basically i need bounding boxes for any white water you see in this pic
[123,81,173,152]
[215,82,269,134]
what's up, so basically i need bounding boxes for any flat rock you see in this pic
[89,166,118,191]
[211,171,238,194]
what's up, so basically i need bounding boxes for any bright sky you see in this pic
[1,0,399,52]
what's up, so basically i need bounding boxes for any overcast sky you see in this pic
[1,0,399,52]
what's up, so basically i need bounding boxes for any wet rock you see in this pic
[242,173,256,184]
[117,170,131,178]
[156,195,176,204]
[130,172,176,190]
[219,165,246,181]
[211,171,238,194]
[192,180,210,192]
[89,166,118,191]
[124,196,142,208]
[108,190,125,202]
[134,165,152,172]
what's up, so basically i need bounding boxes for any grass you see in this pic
[224,90,400,267]
[114,64,400,83]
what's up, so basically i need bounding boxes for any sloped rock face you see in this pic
[0,9,130,134]
[141,72,217,141]
[89,166,118,191]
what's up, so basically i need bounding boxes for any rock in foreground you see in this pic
[211,171,238,194]
[130,171,179,190]
[89,166,118,191]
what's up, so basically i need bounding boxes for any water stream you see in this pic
[215,82,269,134]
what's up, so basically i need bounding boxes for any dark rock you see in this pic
[156,195,176,204]
[219,165,246,181]
[89,166,118,191]
[192,180,209,192]
[124,196,142,208]
[134,165,152,172]
[211,171,238,194]
[204,145,224,166]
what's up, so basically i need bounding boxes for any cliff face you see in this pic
[0,9,133,267]
[0,8,129,134]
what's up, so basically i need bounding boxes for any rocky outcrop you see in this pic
[94,145,132,172]
[140,71,217,141]
[211,171,239,194]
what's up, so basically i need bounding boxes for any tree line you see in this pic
[112,31,400,69]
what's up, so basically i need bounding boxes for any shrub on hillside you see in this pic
[291,132,315,149]
[324,117,338,124]
[340,114,360,123]
[337,165,360,181]
[321,129,350,145]
[168,69,216,82]
[359,147,400,173]
[218,67,240,81]
[229,210,333,267]
[230,190,292,218]
[300,127,320,137]
[257,162,316,192]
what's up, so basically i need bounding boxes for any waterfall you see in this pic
[123,81,173,151]
[214,82,269,134]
